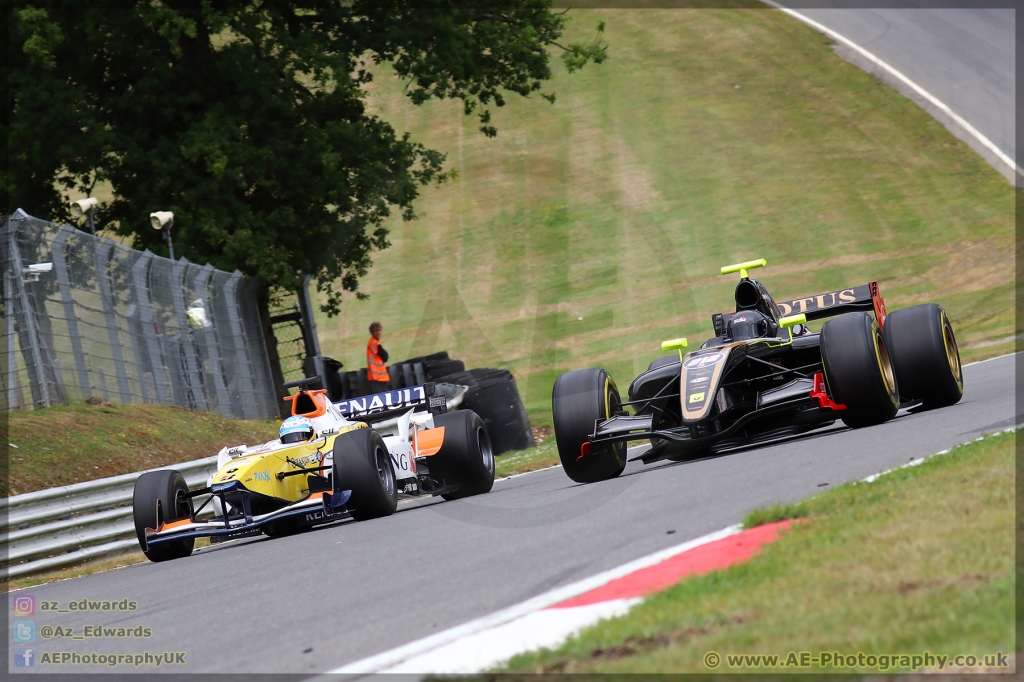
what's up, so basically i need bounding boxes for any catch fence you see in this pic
[1,209,278,419]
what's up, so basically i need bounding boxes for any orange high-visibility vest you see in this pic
[367,338,390,382]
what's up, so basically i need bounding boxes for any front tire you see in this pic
[820,313,899,428]
[882,303,963,408]
[551,368,626,483]
[262,520,302,538]
[132,470,195,562]
[430,410,496,500]
[333,427,398,521]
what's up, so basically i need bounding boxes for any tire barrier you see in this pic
[434,368,535,456]
[402,364,416,388]
[332,349,533,456]
[424,360,466,381]
[400,351,450,366]
[322,357,345,400]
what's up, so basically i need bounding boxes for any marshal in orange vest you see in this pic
[367,322,390,383]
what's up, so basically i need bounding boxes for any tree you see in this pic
[8,0,607,318]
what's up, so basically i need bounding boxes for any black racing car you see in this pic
[551,258,963,483]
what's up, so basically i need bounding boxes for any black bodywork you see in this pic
[588,278,889,464]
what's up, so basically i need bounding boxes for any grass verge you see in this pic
[499,430,1015,674]
[742,502,810,530]
[496,435,560,479]
[4,401,277,496]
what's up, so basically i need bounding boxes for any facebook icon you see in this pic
[14,646,35,668]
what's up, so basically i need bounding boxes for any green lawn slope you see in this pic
[315,7,1015,430]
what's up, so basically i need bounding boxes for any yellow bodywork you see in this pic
[213,424,366,501]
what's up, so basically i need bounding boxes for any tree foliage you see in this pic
[8,1,607,313]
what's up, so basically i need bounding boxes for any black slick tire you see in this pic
[430,410,496,500]
[333,427,398,520]
[820,312,900,428]
[551,368,626,483]
[882,303,963,408]
[132,470,195,562]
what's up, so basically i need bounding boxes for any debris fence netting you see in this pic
[0,210,277,419]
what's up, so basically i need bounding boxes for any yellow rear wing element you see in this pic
[721,258,767,279]
[661,337,688,362]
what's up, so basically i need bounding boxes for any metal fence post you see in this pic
[8,225,50,407]
[52,224,92,398]
[130,251,170,404]
[4,266,16,411]
[194,264,232,417]
[170,258,207,412]
[2,220,18,411]
[240,277,278,419]
[224,271,260,419]
[95,239,133,403]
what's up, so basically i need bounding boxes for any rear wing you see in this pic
[775,281,888,328]
[334,382,447,421]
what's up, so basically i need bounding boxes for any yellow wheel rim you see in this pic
[604,375,625,465]
[873,326,898,406]
[940,311,963,389]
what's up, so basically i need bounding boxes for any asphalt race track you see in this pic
[782,3,1015,178]
[12,354,1016,674]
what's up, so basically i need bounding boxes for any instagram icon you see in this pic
[12,595,34,617]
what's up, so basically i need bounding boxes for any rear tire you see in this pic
[333,427,398,520]
[882,303,963,408]
[551,368,626,483]
[132,470,195,562]
[430,410,496,500]
[820,313,899,428]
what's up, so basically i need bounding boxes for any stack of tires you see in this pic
[432,368,534,456]
[339,349,533,456]
[393,351,465,387]
[341,351,463,397]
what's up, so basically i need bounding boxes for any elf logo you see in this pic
[683,353,724,369]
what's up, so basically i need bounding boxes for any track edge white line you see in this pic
[762,2,1017,177]
[315,524,742,679]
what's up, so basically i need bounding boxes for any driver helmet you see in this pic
[280,416,316,444]
[728,310,771,341]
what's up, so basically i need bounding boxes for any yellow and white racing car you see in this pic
[132,378,494,562]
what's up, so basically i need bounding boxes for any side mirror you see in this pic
[661,337,688,361]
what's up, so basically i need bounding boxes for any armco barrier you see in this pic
[1,385,469,581]
[1,457,218,580]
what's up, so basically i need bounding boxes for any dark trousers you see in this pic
[367,380,391,395]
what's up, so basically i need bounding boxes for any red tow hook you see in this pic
[577,441,593,462]
[811,373,847,411]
